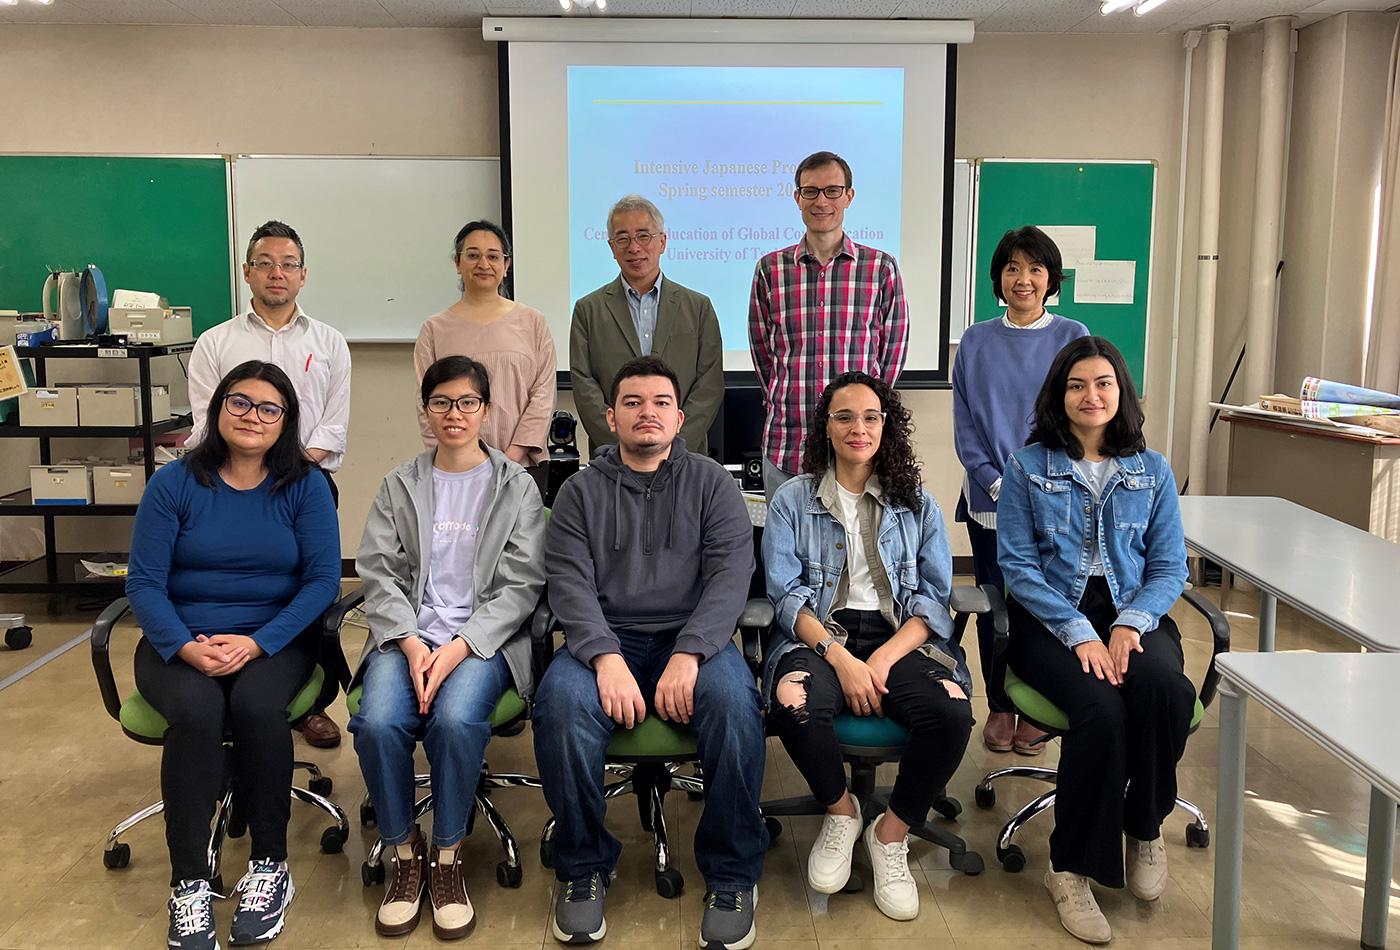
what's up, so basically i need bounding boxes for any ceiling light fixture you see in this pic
[1134,0,1171,13]
[1100,0,1136,13]
[560,0,606,10]
[0,0,20,7]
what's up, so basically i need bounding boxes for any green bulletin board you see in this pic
[0,156,233,335]
[972,159,1155,387]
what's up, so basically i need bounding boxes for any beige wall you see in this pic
[0,19,1389,562]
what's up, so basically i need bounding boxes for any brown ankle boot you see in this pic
[429,844,476,940]
[376,828,426,936]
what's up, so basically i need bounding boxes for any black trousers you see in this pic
[960,503,1010,713]
[135,633,317,885]
[768,609,973,828]
[1006,577,1194,887]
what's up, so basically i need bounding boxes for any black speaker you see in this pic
[741,452,764,491]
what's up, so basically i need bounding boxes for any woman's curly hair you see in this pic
[799,372,923,511]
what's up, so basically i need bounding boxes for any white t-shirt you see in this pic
[1073,456,1120,577]
[417,459,493,648]
[835,482,881,611]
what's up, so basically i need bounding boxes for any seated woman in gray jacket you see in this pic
[350,355,546,941]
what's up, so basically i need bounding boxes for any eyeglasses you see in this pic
[426,395,485,415]
[460,250,506,265]
[609,231,659,250]
[797,185,850,201]
[247,260,304,273]
[223,393,286,423]
[829,410,886,428]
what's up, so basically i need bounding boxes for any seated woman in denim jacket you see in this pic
[350,355,546,941]
[763,371,973,923]
[997,336,1192,946]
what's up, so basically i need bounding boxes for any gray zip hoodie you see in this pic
[546,436,754,667]
[353,446,546,697]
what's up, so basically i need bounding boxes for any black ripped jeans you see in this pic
[767,609,974,827]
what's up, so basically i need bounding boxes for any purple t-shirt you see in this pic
[417,460,493,648]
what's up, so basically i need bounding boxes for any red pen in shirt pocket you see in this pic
[304,353,313,373]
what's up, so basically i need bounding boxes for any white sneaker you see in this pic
[863,817,919,921]
[806,795,862,894]
[1045,865,1111,945]
[1125,835,1168,901]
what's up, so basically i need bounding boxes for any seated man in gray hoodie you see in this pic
[533,355,767,950]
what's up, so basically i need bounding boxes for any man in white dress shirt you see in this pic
[186,219,352,747]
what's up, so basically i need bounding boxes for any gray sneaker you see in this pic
[699,885,757,950]
[551,871,608,944]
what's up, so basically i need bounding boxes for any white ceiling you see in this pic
[0,0,1394,33]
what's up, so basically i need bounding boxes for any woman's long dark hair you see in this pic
[800,372,923,511]
[184,360,312,492]
[1027,336,1146,460]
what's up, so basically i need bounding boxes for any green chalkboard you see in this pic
[972,160,1155,387]
[0,156,233,335]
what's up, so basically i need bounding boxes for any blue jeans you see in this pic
[532,632,768,890]
[349,645,511,847]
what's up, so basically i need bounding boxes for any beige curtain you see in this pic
[1365,21,1400,394]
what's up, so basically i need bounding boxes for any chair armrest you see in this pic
[738,597,772,676]
[982,584,1011,660]
[322,587,365,642]
[1181,587,1230,710]
[530,596,559,676]
[90,597,132,723]
[949,585,991,616]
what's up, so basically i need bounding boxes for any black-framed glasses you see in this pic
[223,393,286,423]
[609,231,658,250]
[829,410,885,428]
[426,395,485,415]
[797,185,849,201]
[247,260,304,273]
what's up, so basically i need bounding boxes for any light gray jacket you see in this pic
[353,445,546,697]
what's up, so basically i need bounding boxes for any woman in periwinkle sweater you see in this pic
[951,226,1089,755]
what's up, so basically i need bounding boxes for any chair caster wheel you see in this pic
[949,849,984,875]
[362,861,385,887]
[5,625,32,650]
[840,871,864,893]
[933,795,962,820]
[539,839,555,869]
[360,803,377,827]
[320,826,348,854]
[497,861,523,888]
[974,785,996,809]
[764,816,783,845]
[208,875,224,895]
[654,868,684,898]
[308,776,333,797]
[103,843,131,869]
[996,843,1025,873]
[1186,823,1210,848]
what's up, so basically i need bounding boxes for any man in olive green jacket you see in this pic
[569,194,725,455]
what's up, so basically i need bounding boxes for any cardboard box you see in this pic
[78,385,171,426]
[108,307,193,344]
[18,387,79,427]
[92,465,147,505]
[29,465,92,505]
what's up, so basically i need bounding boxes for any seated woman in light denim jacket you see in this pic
[763,371,973,923]
[997,336,1191,946]
[350,355,546,941]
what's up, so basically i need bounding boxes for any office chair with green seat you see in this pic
[973,586,1230,872]
[536,598,771,899]
[331,588,554,890]
[91,596,350,894]
[752,585,996,883]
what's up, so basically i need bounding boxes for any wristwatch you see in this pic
[813,636,837,658]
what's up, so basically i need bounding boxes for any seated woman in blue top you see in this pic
[764,372,973,924]
[349,355,546,941]
[997,336,1192,946]
[126,359,340,950]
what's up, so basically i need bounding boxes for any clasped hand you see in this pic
[400,636,471,714]
[1073,626,1143,686]
[178,634,263,677]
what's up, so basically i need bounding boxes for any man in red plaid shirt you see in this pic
[748,150,910,499]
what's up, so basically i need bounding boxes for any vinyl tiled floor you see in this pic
[0,581,1395,949]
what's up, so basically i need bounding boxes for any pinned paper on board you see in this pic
[1073,260,1136,305]
[1038,225,1097,267]
[0,345,27,400]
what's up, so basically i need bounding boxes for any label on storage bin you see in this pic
[136,332,161,341]
[97,348,128,358]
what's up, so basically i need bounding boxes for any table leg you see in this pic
[1361,785,1396,950]
[1214,682,1247,949]
[1221,567,1233,614]
[1257,591,1277,652]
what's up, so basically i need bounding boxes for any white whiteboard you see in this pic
[949,158,974,343]
[232,156,501,342]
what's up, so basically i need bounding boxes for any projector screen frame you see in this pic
[495,33,958,392]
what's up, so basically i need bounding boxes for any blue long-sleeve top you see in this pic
[126,459,341,662]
